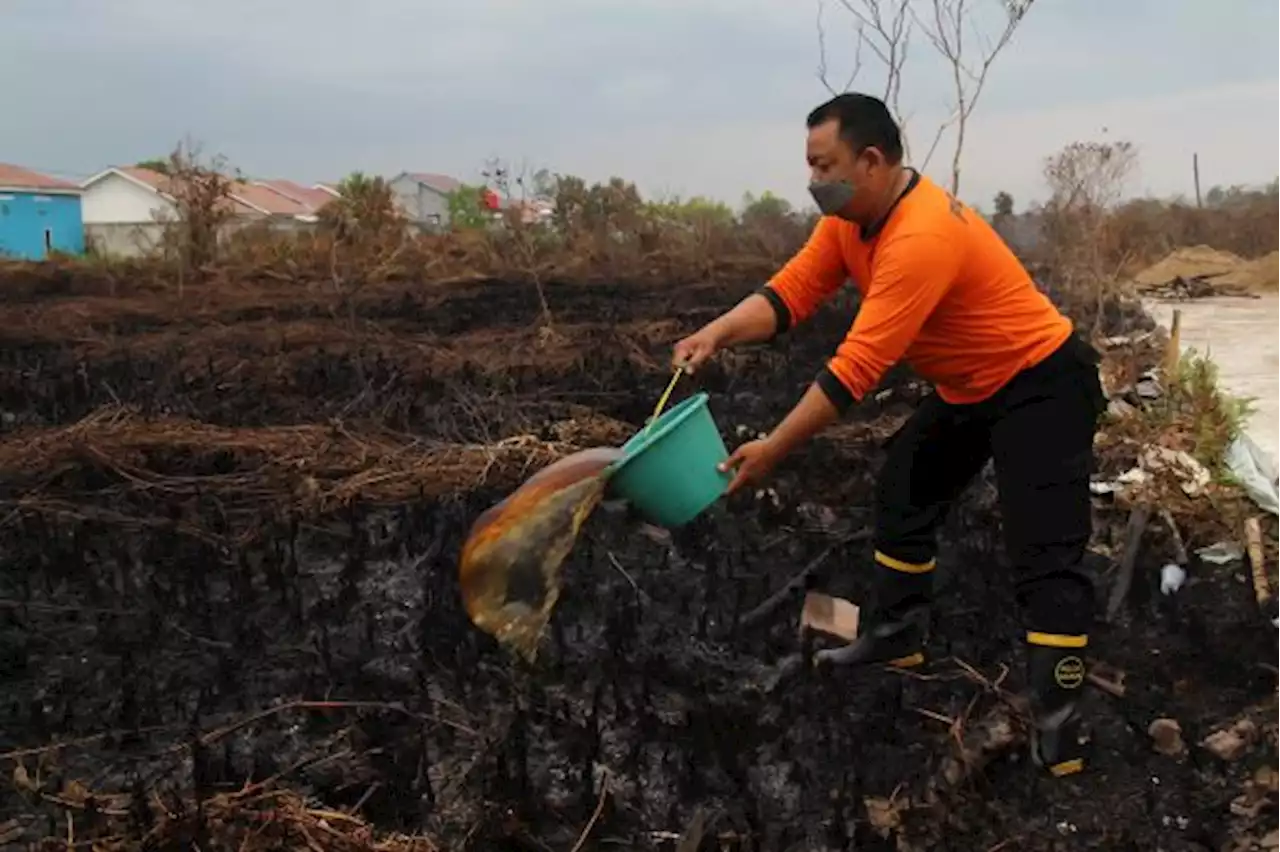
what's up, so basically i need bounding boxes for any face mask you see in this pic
[808,179,856,216]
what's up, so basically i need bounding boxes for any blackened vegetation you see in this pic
[0,275,1274,851]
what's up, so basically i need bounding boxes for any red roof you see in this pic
[253,179,337,212]
[95,167,337,218]
[110,166,257,216]
[0,163,79,192]
[116,166,170,192]
[230,181,312,216]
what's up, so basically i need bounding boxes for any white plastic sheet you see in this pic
[1223,433,1279,516]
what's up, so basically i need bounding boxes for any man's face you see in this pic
[805,118,890,221]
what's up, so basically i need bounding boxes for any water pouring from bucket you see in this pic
[458,370,733,658]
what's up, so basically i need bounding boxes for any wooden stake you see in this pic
[1162,309,1182,377]
[1244,515,1271,607]
[1107,506,1150,623]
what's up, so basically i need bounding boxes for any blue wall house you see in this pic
[0,163,85,260]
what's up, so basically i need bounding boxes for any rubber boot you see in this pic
[813,551,933,668]
[1026,640,1088,777]
[813,604,928,668]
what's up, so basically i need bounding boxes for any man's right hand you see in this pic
[671,292,783,373]
[672,326,723,373]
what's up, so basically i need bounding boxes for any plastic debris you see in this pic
[1223,433,1279,515]
[1195,541,1245,565]
[1160,563,1186,595]
[459,447,624,661]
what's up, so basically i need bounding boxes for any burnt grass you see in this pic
[0,274,1276,851]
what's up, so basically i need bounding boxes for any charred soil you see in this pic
[0,269,1275,851]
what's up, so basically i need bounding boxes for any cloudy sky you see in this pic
[4,0,1276,211]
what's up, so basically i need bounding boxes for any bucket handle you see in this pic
[644,368,684,436]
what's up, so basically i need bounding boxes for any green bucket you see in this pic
[606,391,732,528]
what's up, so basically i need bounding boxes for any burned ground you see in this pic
[0,266,1275,851]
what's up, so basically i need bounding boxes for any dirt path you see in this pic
[1146,294,1279,464]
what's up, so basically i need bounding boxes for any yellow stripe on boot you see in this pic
[1026,631,1088,649]
[1049,758,1084,777]
[874,551,936,574]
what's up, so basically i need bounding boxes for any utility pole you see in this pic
[1192,153,1203,208]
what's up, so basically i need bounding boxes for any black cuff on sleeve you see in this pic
[755,286,792,336]
[815,365,856,414]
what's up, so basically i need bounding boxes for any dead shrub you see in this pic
[1035,140,1140,335]
[152,140,238,292]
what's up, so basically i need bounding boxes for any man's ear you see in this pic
[861,146,887,171]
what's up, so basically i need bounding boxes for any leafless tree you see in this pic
[1043,140,1137,213]
[815,0,1034,196]
[911,0,1033,195]
[1040,139,1139,334]
[482,157,554,330]
[816,0,914,158]
[154,138,235,295]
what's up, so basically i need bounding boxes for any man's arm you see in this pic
[759,216,849,334]
[817,231,960,411]
[766,231,962,456]
[705,217,848,346]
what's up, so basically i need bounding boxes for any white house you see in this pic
[79,167,338,256]
[80,167,185,227]
[387,171,463,228]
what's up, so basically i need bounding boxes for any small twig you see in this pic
[605,551,646,603]
[950,692,981,751]
[193,699,475,748]
[346,782,380,816]
[0,723,183,761]
[1106,505,1150,622]
[952,657,992,689]
[739,546,835,629]
[739,528,871,631]
[169,622,234,650]
[1086,671,1126,698]
[911,707,956,726]
[569,769,611,852]
[1160,509,1188,566]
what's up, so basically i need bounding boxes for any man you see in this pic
[672,93,1106,778]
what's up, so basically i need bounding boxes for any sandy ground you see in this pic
[1146,294,1279,464]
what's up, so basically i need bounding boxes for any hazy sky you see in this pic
[3,0,1277,210]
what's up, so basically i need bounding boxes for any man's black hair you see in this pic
[806,93,904,165]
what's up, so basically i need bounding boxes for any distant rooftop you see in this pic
[0,163,80,193]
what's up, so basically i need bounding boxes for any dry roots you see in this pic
[0,405,634,540]
[12,781,439,851]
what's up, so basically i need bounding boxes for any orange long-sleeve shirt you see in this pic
[762,171,1072,407]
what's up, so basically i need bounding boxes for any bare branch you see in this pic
[822,0,915,157]
[912,0,1034,195]
[917,105,962,173]
[816,0,865,95]
[818,0,1030,187]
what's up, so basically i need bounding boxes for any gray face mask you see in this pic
[808,179,856,216]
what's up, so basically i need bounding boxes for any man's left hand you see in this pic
[719,437,784,495]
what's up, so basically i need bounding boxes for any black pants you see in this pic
[870,334,1107,638]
